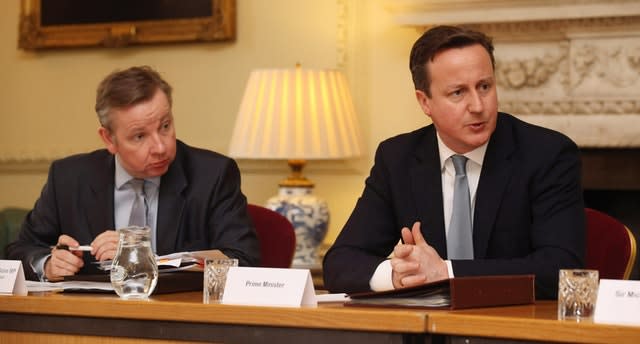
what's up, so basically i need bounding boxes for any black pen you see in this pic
[54,244,93,252]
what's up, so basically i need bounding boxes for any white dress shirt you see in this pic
[114,156,160,252]
[34,156,162,281]
[369,133,487,291]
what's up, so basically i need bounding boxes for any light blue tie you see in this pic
[448,155,474,259]
[128,179,148,227]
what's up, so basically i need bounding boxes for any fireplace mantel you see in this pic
[387,0,640,147]
[387,0,640,26]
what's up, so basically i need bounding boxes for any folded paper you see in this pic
[594,279,640,326]
[0,260,28,296]
[222,267,317,307]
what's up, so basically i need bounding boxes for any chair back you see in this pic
[585,208,637,279]
[247,204,296,268]
[0,207,29,259]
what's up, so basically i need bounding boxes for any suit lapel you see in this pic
[473,114,516,258]
[87,153,115,238]
[410,127,447,257]
[156,144,187,254]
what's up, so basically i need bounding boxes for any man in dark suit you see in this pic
[323,26,585,299]
[8,66,260,281]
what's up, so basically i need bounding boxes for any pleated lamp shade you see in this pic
[229,66,363,267]
[229,66,362,161]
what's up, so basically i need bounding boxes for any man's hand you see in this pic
[91,230,119,261]
[44,234,84,281]
[390,222,449,289]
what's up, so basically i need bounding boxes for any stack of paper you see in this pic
[95,251,204,272]
[26,280,113,293]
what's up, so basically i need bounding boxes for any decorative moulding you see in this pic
[336,0,349,69]
[387,0,640,27]
[0,153,364,175]
[0,156,52,173]
[235,159,363,176]
[386,0,640,147]
[0,147,93,173]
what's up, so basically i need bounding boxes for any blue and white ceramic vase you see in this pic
[266,186,329,268]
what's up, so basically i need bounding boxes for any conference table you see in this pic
[0,291,638,343]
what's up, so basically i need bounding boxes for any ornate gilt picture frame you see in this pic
[19,0,236,50]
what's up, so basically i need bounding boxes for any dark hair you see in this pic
[409,25,495,97]
[95,66,172,130]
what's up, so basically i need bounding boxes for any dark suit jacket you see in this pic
[323,113,585,299]
[8,140,260,280]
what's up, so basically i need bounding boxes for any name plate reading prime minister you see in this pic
[0,260,28,296]
[594,279,640,326]
[222,267,317,307]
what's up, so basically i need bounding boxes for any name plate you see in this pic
[594,279,640,326]
[223,267,317,307]
[0,260,28,295]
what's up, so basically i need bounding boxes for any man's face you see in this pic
[98,89,177,179]
[415,44,498,154]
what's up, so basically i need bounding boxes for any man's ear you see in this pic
[98,127,118,154]
[415,90,433,119]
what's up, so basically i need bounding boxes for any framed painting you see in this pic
[18,0,236,49]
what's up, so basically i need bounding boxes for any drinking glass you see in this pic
[203,258,238,303]
[558,269,599,321]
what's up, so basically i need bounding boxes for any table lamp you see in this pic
[229,65,363,268]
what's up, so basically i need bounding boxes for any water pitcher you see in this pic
[110,226,158,299]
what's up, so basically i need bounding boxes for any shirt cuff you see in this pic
[31,254,50,282]
[369,259,395,291]
[445,260,454,278]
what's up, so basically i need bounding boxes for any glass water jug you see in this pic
[110,226,158,299]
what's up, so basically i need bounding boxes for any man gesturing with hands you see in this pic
[392,222,449,289]
[323,26,585,299]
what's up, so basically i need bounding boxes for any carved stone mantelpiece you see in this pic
[387,0,640,29]
[388,0,640,147]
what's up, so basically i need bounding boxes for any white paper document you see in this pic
[25,280,114,293]
[315,293,350,303]
[96,251,204,272]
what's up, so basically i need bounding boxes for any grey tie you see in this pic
[128,179,148,227]
[447,155,474,259]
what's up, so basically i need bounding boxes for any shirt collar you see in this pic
[436,132,489,171]
[114,155,161,190]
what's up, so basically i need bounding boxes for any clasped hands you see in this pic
[391,221,449,289]
[44,230,119,281]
